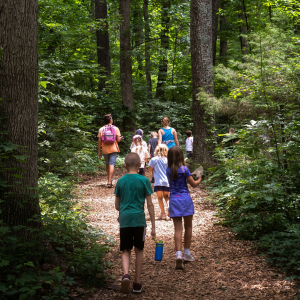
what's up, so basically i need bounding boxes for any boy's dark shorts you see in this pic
[154,186,170,192]
[186,151,193,159]
[120,227,146,251]
[138,168,145,176]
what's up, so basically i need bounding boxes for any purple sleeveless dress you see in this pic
[166,166,194,218]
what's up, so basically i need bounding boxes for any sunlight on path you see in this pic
[77,171,298,299]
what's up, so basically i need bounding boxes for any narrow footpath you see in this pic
[77,169,298,299]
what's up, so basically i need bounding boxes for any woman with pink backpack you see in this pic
[98,114,123,188]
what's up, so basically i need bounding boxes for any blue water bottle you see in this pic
[154,242,164,261]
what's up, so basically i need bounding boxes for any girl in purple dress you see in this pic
[166,147,202,269]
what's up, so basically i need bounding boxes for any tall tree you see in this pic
[219,0,228,65]
[144,0,152,98]
[120,0,135,131]
[190,0,215,167]
[95,0,111,90]
[156,0,170,100]
[239,0,249,57]
[212,0,221,66]
[0,0,41,238]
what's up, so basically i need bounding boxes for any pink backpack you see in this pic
[102,125,116,144]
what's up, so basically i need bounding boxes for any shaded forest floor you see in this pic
[74,169,299,299]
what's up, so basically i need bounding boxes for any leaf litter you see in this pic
[72,169,299,299]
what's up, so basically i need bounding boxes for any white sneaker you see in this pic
[176,253,184,269]
[183,253,194,262]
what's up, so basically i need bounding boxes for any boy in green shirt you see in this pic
[115,152,156,294]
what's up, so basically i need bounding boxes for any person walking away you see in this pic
[148,131,159,183]
[115,153,156,294]
[166,146,202,269]
[148,144,169,220]
[131,135,149,176]
[158,117,179,149]
[130,129,148,151]
[222,128,239,159]
[185,130,193,161]
[98,114,123,188]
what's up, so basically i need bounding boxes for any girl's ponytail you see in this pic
[167,146,185,180]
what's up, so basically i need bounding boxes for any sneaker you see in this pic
[120,274,130,294]
[175,253,184,269]
[183,253,195,262]
[133,282,143,293]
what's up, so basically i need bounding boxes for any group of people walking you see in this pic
[97,114,200,294]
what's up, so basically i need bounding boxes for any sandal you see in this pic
[158,213,166,220]
[107,183,114,188]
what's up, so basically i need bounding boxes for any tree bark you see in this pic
[239,0,249,57]
[120,0,135,132]
[95,0,111,90]
[190,0,215,167]
[156,0,170,100]
[0,0,41,237]
[144,0,152,98]
[219,0,228,65]
[212,0,221,66]
[132,1,143,78]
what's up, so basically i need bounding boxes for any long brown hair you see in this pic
[167,146,185,180]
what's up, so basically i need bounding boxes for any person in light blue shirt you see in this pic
[148,144,170,220]
[158,116,179,149]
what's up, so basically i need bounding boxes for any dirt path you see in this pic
[77,170,298,299]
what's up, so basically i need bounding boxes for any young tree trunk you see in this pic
[212,0,221,66]
[219,0,228,65]
[239,0,249,58]
[156,0,170,100]
[120,0,135,132]
[0,0,41,238]
[95,0,111,91]
[132,1,143,78]
[144,0,152,98]
[190,0,215,167]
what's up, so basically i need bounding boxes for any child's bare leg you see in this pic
[183,215,193,249]
[163,191,170,216]
[173,217,183,251]
[156,191,166,215]
[134,247,143,283]
[122,249,131,274]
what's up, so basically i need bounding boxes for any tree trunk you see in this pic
[95,0,111,91]
[219,0,228,65]
[212,0,221,66]
[239,0,249,57]
[120,0,135,132]
[132,1,143,78]
[144,0,152,98]
[0,0,41,238]
[190,0,215,167]
[156,0,170,100]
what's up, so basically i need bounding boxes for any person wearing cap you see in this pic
[131,135,149,176]
[130,129,148,151]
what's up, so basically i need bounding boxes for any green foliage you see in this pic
[0,172,112,299]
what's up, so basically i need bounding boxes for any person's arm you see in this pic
[148,166,153,173]
[158,129,162,144]
[186,173,202,188]
[148,144,151,157]
[115,128,123,142]
[173,130,179,147]
[146,194,156,238]
[98,137,102,159]
[115,196,121,211]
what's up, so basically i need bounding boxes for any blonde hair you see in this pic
[154,144,168,158]
[162,117,170,127]
[133,137,144,155]
[151,131,158,138]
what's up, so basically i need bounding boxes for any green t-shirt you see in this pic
[114,174,153,228]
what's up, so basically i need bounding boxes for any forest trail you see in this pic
[77,170,298,300]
